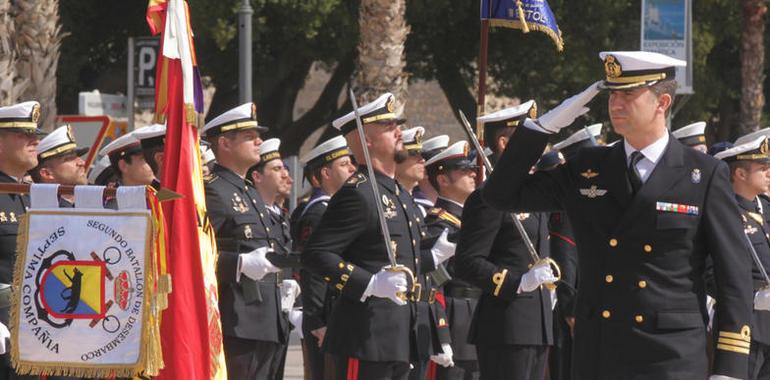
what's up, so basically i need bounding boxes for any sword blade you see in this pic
[349,89,398,267]
[458,109,541,263]
[744,233,770,286]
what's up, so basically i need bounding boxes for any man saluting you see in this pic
[482,51,753,380]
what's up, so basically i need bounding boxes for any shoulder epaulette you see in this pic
[437,210,461,228]
[345,172,367,187]
[203,174,219,184]
[427,207,443,216]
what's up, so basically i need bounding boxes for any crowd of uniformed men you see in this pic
[1,49,770,380]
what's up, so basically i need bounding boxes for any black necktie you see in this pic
[628,151,644,195]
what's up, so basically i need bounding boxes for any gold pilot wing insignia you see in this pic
[579,185,608,198]
[580,169,599,179]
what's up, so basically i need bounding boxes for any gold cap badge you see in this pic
[604,55,622,79]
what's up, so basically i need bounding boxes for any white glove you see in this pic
[755,288,770,311]
[0,321,8,355]
[535,81,602,133]
[431,229,456,266]
[517,262,558,293]
[288,308,304,338]
[280,279,301,313]
[708,375,742,380]
[362,268,408,305]
[430,343,455,368]
[239,247,280,281]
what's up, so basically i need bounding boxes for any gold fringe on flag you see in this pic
[9,189,170,378]
[489,18,564,51]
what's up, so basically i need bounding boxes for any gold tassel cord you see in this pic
[516,1,530,33]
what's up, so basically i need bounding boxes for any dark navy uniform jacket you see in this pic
[293,188,333,335]
[738,194,770,346]
[425,197,480,361]
[302,168,437,362]
[205,164,288,343]
[455,189,553,348]
[482,126,753,380]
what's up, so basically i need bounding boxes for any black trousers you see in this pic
[223,336,284,380]
[436,360,480,380]
[548,316,573,380]
[303,331,327,380]
[476,344,547,380]
[750,340,770,380]
[335,356,410,380]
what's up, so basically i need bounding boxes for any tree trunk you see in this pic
[0,0,27,105]
[738,0,767,135]
[14,0,64,130]
[353,0,409,111]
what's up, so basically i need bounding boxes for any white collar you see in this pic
[437,196,464,209]
[624,133,669,164]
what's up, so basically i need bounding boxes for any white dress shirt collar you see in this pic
[624,132,669,165]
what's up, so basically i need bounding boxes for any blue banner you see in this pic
[480,0,564,51]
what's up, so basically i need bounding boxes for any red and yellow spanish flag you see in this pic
[147,1,226,378]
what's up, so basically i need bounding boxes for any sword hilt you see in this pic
[535,257,562,291]
[385,264,418,302]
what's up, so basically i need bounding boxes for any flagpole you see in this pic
[476,16,490,185]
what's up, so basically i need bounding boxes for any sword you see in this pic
[349,88,418,301]
[743,233,770,287]
[458,109,561,290]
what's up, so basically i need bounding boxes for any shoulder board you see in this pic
[427,207,443,216]
[345,172,367,187]
[203,174,219,184]
[437,210,461,228]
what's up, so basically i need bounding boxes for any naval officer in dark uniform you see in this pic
[30,124,89,207]
[413,134,449,215]
[133,123,166,189]
[482,51,754,380]
[294,135,356,380]
[0,101,45,377]
[423,140,478,380]
[202,103,288,379]
[302,93,453,379]
[715,135,770,380]
[395,127,456,378]
[455,101,554,380]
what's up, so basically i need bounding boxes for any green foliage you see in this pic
[56,0,767,145]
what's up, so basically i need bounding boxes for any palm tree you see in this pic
[14,0,64,129]
[353,0,409,111]
[738,0,767,135]
[0,0,27,105]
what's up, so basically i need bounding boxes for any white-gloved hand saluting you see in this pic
[517,261,558,294]
[362,267,408,306]
[430,343,455,368]
[527,81,602,134]
[239,246,280,281]
[431,229,456,266]
[755,288,770,311]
